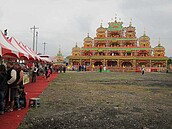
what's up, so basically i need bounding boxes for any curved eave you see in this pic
[2,53,18,59]
[81,47,152,51]
[57,54,62,56]
[107,28,123,31]
[94,38,137,41]
[67,56,168,61]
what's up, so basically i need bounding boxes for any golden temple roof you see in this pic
[84,33,93,41]
[154,39,165,49]
[96,23,106,33]
[139,30,150,40]
[72,42,81,51]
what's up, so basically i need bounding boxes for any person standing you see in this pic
[104,65,106,72]
[92,64,95,71]
[99,65,103,72]
[44,66,48,79]
[141,67,145,75]
[15,64,25,109]
[0,64,7,115]
[32,65,38,83]
[63,65,66,73]
[46,68,51,82]
[59,65,63,73]
[6,62,17,112]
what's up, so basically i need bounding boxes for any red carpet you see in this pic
[0,73,58,129]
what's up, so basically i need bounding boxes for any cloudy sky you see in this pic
[0,0,172,57]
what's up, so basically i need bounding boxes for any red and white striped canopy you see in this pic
[9,37,30,60]
[0,30,49,63]
[25,46,42,61]
[18,42,36,61]
[0,31,20,59]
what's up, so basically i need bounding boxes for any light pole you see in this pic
[30,25,39,52]
[35,32,38,53]
[42,42,47,55]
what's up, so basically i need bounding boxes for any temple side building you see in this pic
[67,18,168,72]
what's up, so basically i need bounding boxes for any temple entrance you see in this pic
[73,61,79,65]
[85,62,90,66]
[107,61,117,66]
[94,61,103,66]
[138,62,147,67]
[121,62,132,67]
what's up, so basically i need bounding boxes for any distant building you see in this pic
[40,55,52,63]
[67,17,168,72]
[54,48,64,65]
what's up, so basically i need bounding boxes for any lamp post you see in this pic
[42,42,47,55]
[30,25,39,52]
[35,32,38,53]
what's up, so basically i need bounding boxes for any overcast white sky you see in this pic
[0,0,172,57]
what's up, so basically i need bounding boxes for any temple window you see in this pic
[98,52,105,56]
[126,52,131,56]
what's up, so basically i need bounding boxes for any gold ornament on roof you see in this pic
[158,38,161,46]
[144,27,146,36]
[115,13,117,21]
[130,18,132,26]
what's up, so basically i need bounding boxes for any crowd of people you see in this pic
[0,61,54,115]
[56,65,66,73]
[0,62,25,115]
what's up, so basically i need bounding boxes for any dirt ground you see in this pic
[18,71,172,129]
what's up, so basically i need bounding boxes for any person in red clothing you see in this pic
[99,65,103,72]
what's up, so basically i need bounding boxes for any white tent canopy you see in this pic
[0,31,20,58]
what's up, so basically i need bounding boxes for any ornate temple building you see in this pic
[54,48,64,66]
[67,18,168,72]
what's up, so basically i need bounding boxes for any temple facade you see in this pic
[67,18,168,72]
[54,48,64,66]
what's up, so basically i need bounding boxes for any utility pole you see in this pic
[35,31,38,53]
[42,42,47,55]
[30,25,39,52]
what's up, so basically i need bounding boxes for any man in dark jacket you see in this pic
[0,64,7,115]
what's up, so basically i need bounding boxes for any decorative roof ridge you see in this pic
[87,33,89,38]
[158,38,161,46]
[143,27,147,36]
[58,45,61,53]
[155,38,164,48]
[75,42,78,48]
[129,18,132,27]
